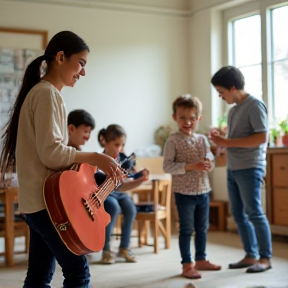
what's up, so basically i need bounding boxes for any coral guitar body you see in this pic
[44,163,116,255]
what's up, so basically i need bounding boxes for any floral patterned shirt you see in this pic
[163,131,214,195]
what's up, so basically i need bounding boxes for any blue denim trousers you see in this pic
[227,168,272,259]
[174,192,210,264]
[23,209,90,288]
[103,191,137,251]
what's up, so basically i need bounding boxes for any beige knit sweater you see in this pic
[16,80,76,213]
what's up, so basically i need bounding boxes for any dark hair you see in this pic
[68,109,95,130]
[0,31,90,178]
[211,66,245,90]
[100,124,127,144]
[97,128,106,148]
[172,94,202,116]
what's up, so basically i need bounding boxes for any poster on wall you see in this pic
[0,28,47,185]
[0,47,42,132]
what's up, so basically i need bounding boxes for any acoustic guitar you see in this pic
[43,163,119,255]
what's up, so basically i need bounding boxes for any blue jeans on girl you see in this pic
[227,168,272,259]
[174,192,210,264]
[103,191,136,251]
[23,209,90,288]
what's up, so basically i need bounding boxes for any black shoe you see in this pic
[229,257,257,269]
[246,263,272,273]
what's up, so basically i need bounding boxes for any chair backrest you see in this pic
[158,180,171,209]
[132,179,171,213]
[0,187,21,225]
[135,157,165,174]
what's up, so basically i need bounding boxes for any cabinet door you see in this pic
[273,188,288,226]
[272,154,288,187]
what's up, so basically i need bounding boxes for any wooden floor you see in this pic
[0,232,288,288]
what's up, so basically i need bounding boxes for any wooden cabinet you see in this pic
[266,147,288,235]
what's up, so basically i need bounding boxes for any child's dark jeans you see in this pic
[174,192,210,264]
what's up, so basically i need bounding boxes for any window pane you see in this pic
[233,15,261,67]
[271,6,288,61]
[240,65,262,100]
[273,60,288,121]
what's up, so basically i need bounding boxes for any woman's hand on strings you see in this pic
[74,152,125,184]
[95,153,125,184]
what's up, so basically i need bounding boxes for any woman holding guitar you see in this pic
[0,31,123,288]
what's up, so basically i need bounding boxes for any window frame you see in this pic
[222,0,288,123]
[269,5,288,121]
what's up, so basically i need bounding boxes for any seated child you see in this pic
[97,124,149,264]
[67,109,95,150]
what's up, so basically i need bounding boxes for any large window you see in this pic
[226,2,288,123]
[270,5,288,121]
[232,15,262,100]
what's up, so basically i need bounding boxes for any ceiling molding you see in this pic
[189,0,256,15]
[5,0,192,17]
[2,0,254,17]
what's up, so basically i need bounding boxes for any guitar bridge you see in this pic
[56,221,70,231]
[81,197,94,221]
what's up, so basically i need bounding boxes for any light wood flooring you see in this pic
[0,232,288,288]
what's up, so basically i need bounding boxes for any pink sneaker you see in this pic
[195,260,221,271]
[182,263,201,279]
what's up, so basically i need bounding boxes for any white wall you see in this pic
[0,0,249,201]
[0,0,190,154]
[188,0,230,200]
[188,1,231,131]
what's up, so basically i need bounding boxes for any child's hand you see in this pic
[210,128,220,137]
[186,161,210,172]
[137,169,149,182]
[209,130,229,148]
[203,158,212,170]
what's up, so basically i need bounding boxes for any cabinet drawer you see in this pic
[273,188,288,226]
[272,154,288,187]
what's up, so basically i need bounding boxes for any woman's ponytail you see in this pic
[0,30,90,179]
[0,56,45,178]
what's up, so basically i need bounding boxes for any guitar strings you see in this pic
[89,166,127,209]
[90,178,115,208]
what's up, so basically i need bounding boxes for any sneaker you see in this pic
[101,250,115,264]
[229,256,257,269]
[118,248,137,263]
[182,263,201,279]
[246,258,272,273]
[195,260,221,271]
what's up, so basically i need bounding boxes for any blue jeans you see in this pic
[227,168,272,259]
[23,209,90,288]
[174,192,210,264]
[103,191,137,251]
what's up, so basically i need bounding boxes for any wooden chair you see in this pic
[0,187,30,266]
[131,179,171,253]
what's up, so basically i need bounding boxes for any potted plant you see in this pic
[269,127,281,146]
[279,117,288,146]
